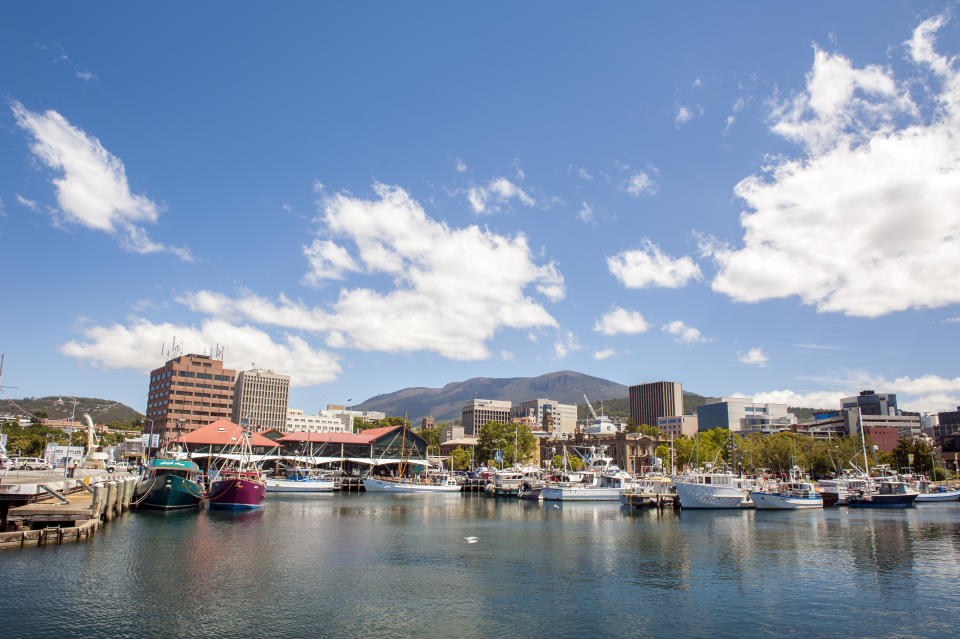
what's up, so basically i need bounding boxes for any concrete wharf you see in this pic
[1,470,138,550]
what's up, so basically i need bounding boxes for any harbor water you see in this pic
[3,495,959,638]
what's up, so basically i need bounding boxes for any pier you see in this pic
[0,470,138,550]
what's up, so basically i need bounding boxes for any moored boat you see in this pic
[674,472,755,509]
[750,480,823,510]
[134,458,206,510]
[209,470,267,509]
[914,487,960,502]
[848,479,918,508]
[362,475,460,493]
[265,468,336,493]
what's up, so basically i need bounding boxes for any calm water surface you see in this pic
[2,495,959,638]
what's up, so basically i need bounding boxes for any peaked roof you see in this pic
[177,419,277,448]
[278,424,423,445]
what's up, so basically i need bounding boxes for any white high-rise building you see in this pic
[232,368,291,432]
[285,409,350,433]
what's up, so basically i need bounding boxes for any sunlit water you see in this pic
[3,495,959,638]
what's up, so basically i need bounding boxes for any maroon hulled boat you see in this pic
[208,470,267,510]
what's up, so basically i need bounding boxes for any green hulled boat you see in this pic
[134,458,206,510]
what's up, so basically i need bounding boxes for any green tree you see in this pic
[552,454,583,471]
[449,446,472,471]
[29,410,48,425]
[477,420,535,467]
[418,426,441,454]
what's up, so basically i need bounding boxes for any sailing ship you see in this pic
[362,418,460,493]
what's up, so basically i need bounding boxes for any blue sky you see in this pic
[2,2,959,416]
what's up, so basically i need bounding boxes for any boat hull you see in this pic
[362,477,461,493]
[135,474,205,510]
[848,494,917,508]
[265,478,335,493]
[749,492,823,510]
[915,489,960,502]
[675,481,752,509]
[209,477,266,509]
[541,486,623,501]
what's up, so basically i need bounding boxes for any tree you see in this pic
[418,426,441,454]
[477,421,535,467]
[626,423,664,437]
[449,446,472,471]
[552,454,583,471]
[30,410,48,425]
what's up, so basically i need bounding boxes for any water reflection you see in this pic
[2,496,959,638]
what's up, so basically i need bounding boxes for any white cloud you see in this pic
[456,158,468,173]
[608,239,702,289]
[594,307,650,335]
[577,166,593,181]
[301,239,361,284]
[722,115,736,135]
[662,320,707,344]
[312,180,325,193]
[554,331,580,359]
[705,17,960,317]
[624,171,657,197]
[500,350,515,361]
[183,183,563,361]
[943,316,960,324]
[753,371,960,412]
[282,203,293,212]
[739,346,768,367]
[60,318,340,387]
[11,102,191,260]
[675,105,693,124]
[796,343,843,351]
[15,194,39,211]
[593,348,615,361]
[577,201,595,224]
[466,177,534,213]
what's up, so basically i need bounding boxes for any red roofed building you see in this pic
[278,425,428,460]
[176,419,278,455]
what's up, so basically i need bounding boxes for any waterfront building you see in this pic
[145,354,236,442]
[322,405,386,428]
[277,426,428,469]
[174,419,278,456]
[936,406,960,442]
[232,368,290,432]
[841,390,898,416]
[42,444,84,468]
[441,425,465,443]
[629,381,683,429]
[696,397,794,434]
[657,414,699,438]
[539,431,665,475]
[438,437,478,458]
[285,408,350,433]
[510,399,577,435]
[461,399,511,436]
[798,408,922,449]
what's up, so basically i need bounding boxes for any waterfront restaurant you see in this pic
[277,426,429,475]
[175,419,279,457]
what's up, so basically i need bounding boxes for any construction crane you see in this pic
[583,394,601,421]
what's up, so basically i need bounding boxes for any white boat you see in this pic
[750,480,823,510]
[265,476,336,493]
[674,472,755,509]
[541,447,630,501]
[915,488,960,502]
[362,476,461,493]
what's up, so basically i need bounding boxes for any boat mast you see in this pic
[857,409,870,479]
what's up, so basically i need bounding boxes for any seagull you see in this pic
[552,504,560,509]
[463,536,479,544]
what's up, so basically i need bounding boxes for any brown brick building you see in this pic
[145,354,236,442]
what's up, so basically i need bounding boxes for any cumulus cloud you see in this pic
[739,346,768,367]
[301,239,361,284]
[593,348,615,361]
[554,331,580,359]
[60,318,340,387]
[183,183,564,360]
[594,307,650,335]
[704,17,960,317]
[467,177,534,213]
[608,239,702,289]
[624,172,657,197]
[675,105,693,124]
[577,201,595,224]
[662,320,707,344]
[11,102,191,260]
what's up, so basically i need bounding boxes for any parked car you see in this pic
[0,457,14,470]
[18,457,53,471]
[107,462,131,473]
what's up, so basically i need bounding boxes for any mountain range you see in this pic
[353,370,631,423]
[2,396,143,424]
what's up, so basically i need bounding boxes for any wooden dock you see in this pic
[336,477,366,492]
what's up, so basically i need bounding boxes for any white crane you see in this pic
[583,394,601,421]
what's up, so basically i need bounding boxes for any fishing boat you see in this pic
[208,433,267,510]
[265,468,336,493]
[848,479,919,508]
[134,458,206,510]
[541,447,631,501]
[674,471,756,509]
[620,475,675,508]
[750,479,823,510]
